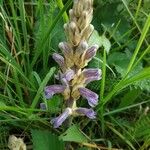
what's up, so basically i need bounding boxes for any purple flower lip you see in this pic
[56,70,75,86]
[51,108,72,128]
[83,68,102,84]
[52,53,65,67]
[84,45,98,60]
[59,42,72,56]
[79,87,99,107]
[74,107,96,119]
[44,85,66,99]
[63,69,75,82]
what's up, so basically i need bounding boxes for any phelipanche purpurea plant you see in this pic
[43,0,102,128]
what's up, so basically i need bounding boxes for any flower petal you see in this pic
[75,107,96,119]
[83,68,102,84]
[64,69,75,81]
[44,85,66,99]
[58,42,72,56]
[84,45,98,60]
[52,53,65,67]
[79,87,98,107]
[51,108,72,128]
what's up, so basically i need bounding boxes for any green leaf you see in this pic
[88,30,102,48]
[89,31,111,54]
[118,88,142,108]
[108,51,143,77]
[47,95,62,113]
[100,35,111,54]
[31,129,64,150]
[59,125,88,143]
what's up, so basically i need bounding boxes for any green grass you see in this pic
[0,0,150,149]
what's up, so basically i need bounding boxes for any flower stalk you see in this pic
[44,0,102,128]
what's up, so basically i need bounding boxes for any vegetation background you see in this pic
[0,0,150,149]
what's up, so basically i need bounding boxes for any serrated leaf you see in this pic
[88,30,102,48]
[47,95,62,113]
[59,125,88,143]
[107,51,143,77]
[118,88,142,108]
[31,129,64,150]
[100,35,111,54]
[89,30,111,54]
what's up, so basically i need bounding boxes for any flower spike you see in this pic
[44,0,102,128]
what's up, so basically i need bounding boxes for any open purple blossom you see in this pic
[52,53,65,67]
[44,85,66,99]
[51,108,72,128]
[79,87,98,107]
[84,45,98,60]
[74,107,96,119]
[83,68,102,84]
[56,69,75,86]
[61,69,75,84]
[59,42,72,57]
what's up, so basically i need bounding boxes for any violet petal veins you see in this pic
[79,87,98,107]
[83,68,102,84]
[44,85,66,99]
[51,108,72,128]
[75,107,96,119]
[52,53,65,67]
[84,45,98,60]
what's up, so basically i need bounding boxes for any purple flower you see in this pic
[51,108,72,128]
[44,85,66,99]
[84,45,98,60]
[52,53,65,67]
[63,69,75,82]
[40,103,47,110]
[58,42,72,56]
[83,68,102,84]
[79,87,98,107]
[56,70,75,86]
[75,107,96,119]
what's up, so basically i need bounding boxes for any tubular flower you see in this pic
[51,108,72,128]
[44,0,102,128]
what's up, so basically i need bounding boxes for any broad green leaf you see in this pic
[47,95,62,113]
[88,30,102,48]
[108,51,143,77]
[59,125,88,143]
[118,88,142,108]
[101,35,111,54]
[89,31,111,54]
[31,129,64,150]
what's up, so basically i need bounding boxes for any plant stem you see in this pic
[56,0,69,22]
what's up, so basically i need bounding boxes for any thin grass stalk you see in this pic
[31,0,72,67]
[56,0,69,22]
